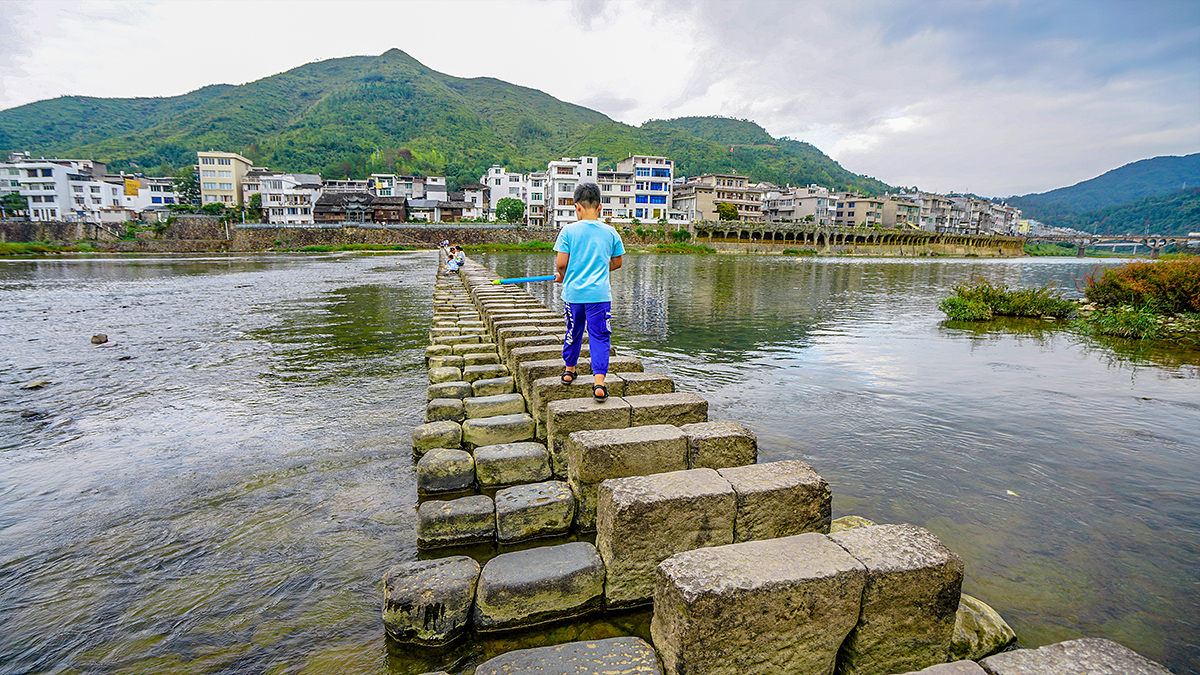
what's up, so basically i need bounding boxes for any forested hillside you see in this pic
[0,49,890,194]
[1072,187,1200,236]
[1008,153,1200,228]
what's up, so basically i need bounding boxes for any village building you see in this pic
[197,151,252,207]
[672,173,765,223]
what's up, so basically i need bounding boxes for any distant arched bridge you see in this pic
[1026,233,1200,258]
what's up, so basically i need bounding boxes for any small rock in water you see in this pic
[91,334,108,344]
[20,379,51,390]
[117,355,133,361]
[20,409,47,419]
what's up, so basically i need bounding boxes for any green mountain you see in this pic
[0,49,889,194]
[1007,153,1200,230]
[1069,187,1200,236]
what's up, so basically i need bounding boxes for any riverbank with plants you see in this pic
[940,259,1200,347]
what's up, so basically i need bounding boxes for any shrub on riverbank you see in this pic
[938,279,1076,321]
[782,249,818,256]
[0,242,95,255]
[1083,259,1200,314]
[297,244,414,252]
[650,243,715,254]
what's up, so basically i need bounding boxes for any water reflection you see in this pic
[477,251,1200,673]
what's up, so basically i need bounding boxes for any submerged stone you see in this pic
[951,593,1017,660]
[417,495,495,548]
[978,637,1171,674]
[382,556,479,646]
[474,636,662,675]
[473,541,605,632]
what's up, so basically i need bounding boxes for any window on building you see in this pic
[621,185,631,192]
[509,187,519,195]
[43,195,55,202]
[494,179,501,186]
[74,198,84,205]
[218,171,232,178]
[111,188,118,195]
[635,195,648,204]
[586,169,592,176]
[531,193,542,201]
[31,195,42,202]
[650,182,664,191]
[26,169,37,178]
[151,197,163,204]
[217,158,231,166]
[203,183,216,190]
[201,158,215,165]
[90,186,100,193]
[221,195,232,202]
[164,197,175,204]
[202,170,215,177]
[651,168,670,178]
[649,195,666,204]
[269,195,282,202]
[92,198,101,204]
[635,168,650,177]
[205,195,217,202]
[558,197,572,206]
[41,168,52,177]
[635,208,645,218]
[72,185,82,192]
[48,209,56,218]
[219,183,232,190]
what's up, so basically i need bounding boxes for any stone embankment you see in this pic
[381,253,1172,675]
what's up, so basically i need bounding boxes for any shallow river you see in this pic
[1,251,1197,674]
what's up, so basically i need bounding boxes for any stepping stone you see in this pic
[433,334,481,346]
[425,344,453,359]
[429,366,462,384]
[382,556,480,646]
[411,421,461,456]
[417,448,475,495]
[474,637,662,675]
[651,533,866,675]
[463,393,526,419]
[463,363,509,383]
[473,541,605,631]
[979,637,1171,675]
[475,442,552,487]
[427,354,465,370]
[472,376,515,397]
[453,342,499,355]
[460,326,488,336]
[546,397,632,479]
[681,421,757,470]
[427,381,473,401]
[831,515,877,532]
[895,663,986,675]
[829,524,964,675]
[951,594,1017,660]
[461,413,535,449]
[425,397,465,423]
[430,327,460,338]
[417,495,495,549]
[717,460,831,541]
[566,424,689,531]
[617,372,675,396]
[495,481,575,542]
[596,468,735,607]
[462,352,500,367]
[624,392,707,427]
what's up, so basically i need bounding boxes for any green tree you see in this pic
[1,191,26,217]
[496,197,525,223]
[715,202,738,220]
[247,193,263,221]
[173,169,201,206]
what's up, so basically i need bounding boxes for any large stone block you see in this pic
[432,334,481,346]
[382,556,480,645]
[624,392,708,427]
[427,381,473,401]
[411,421,462,455]
[461,413,536,449]
[427,354,465,370]
[978,637,1171,675]
[681,421,757,470]
[618,372,675,396]
[474,442,551,487]
[473,541,605,632]
[567,424,690,484]
[428,366,463,384]
[531,375,622,424]
[495,480,576,542]
[896,664,987,675]
[462,351,500,367]
[717,460,831,541]
[416,448,475,495]
[463,393,527,419]
[474,637,663,675]
[452,342,498,355]
[546,397,631,478]
[597,468,735,607]
[472,376,516,397]
[417,495,495,548]
[501,334,562,366]
[951,594,1017,660]
[520,358,591,395]
[425,397,465,423]
[651,532,867,675]
[829,524,965,675]
[510,343,590,368]
[463,363,509,383]
[425,344,454,360]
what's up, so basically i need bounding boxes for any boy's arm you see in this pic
[609,255,623,271]
[555,251,569,283]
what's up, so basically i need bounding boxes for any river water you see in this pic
[1,251,1197,674]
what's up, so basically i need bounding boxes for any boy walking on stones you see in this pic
[553,183,624,402]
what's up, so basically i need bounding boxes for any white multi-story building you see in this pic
[2,156,123,222]
[245,171,323,225]
[457,183,487,220]
[424,176,448,202]
[370,174,425,199]
[597,168,635,223]
[482,166,530,216]
[897,191,952,231]
[197,151,252,207]
[763,184,832,225]
[117,175,182,212]
[615,154,673,222]
[545,156,598,229]
[526,171,547,228]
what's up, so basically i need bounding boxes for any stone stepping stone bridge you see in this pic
[380,253,1171,675]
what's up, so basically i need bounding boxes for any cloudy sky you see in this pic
[1,0,1197,196]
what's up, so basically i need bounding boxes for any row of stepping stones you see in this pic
[384,254,1172,675]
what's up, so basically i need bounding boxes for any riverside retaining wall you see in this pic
[380,253,1168,675]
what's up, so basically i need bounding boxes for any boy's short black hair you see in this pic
[573,182,601,207]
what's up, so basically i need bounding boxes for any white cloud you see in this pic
[0,0,1197,196]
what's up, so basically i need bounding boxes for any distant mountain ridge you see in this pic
[0,49,890,195]
[1007,153,1200,231]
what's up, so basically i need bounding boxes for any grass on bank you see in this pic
[294,243,414,252]
[939,279,1077,321]
[464,241,554,252]
[0,242,96,255]
[648,243,715,254]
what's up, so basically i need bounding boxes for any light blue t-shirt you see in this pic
[554,219,625,304]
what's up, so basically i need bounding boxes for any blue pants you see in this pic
[563,302,611,376]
